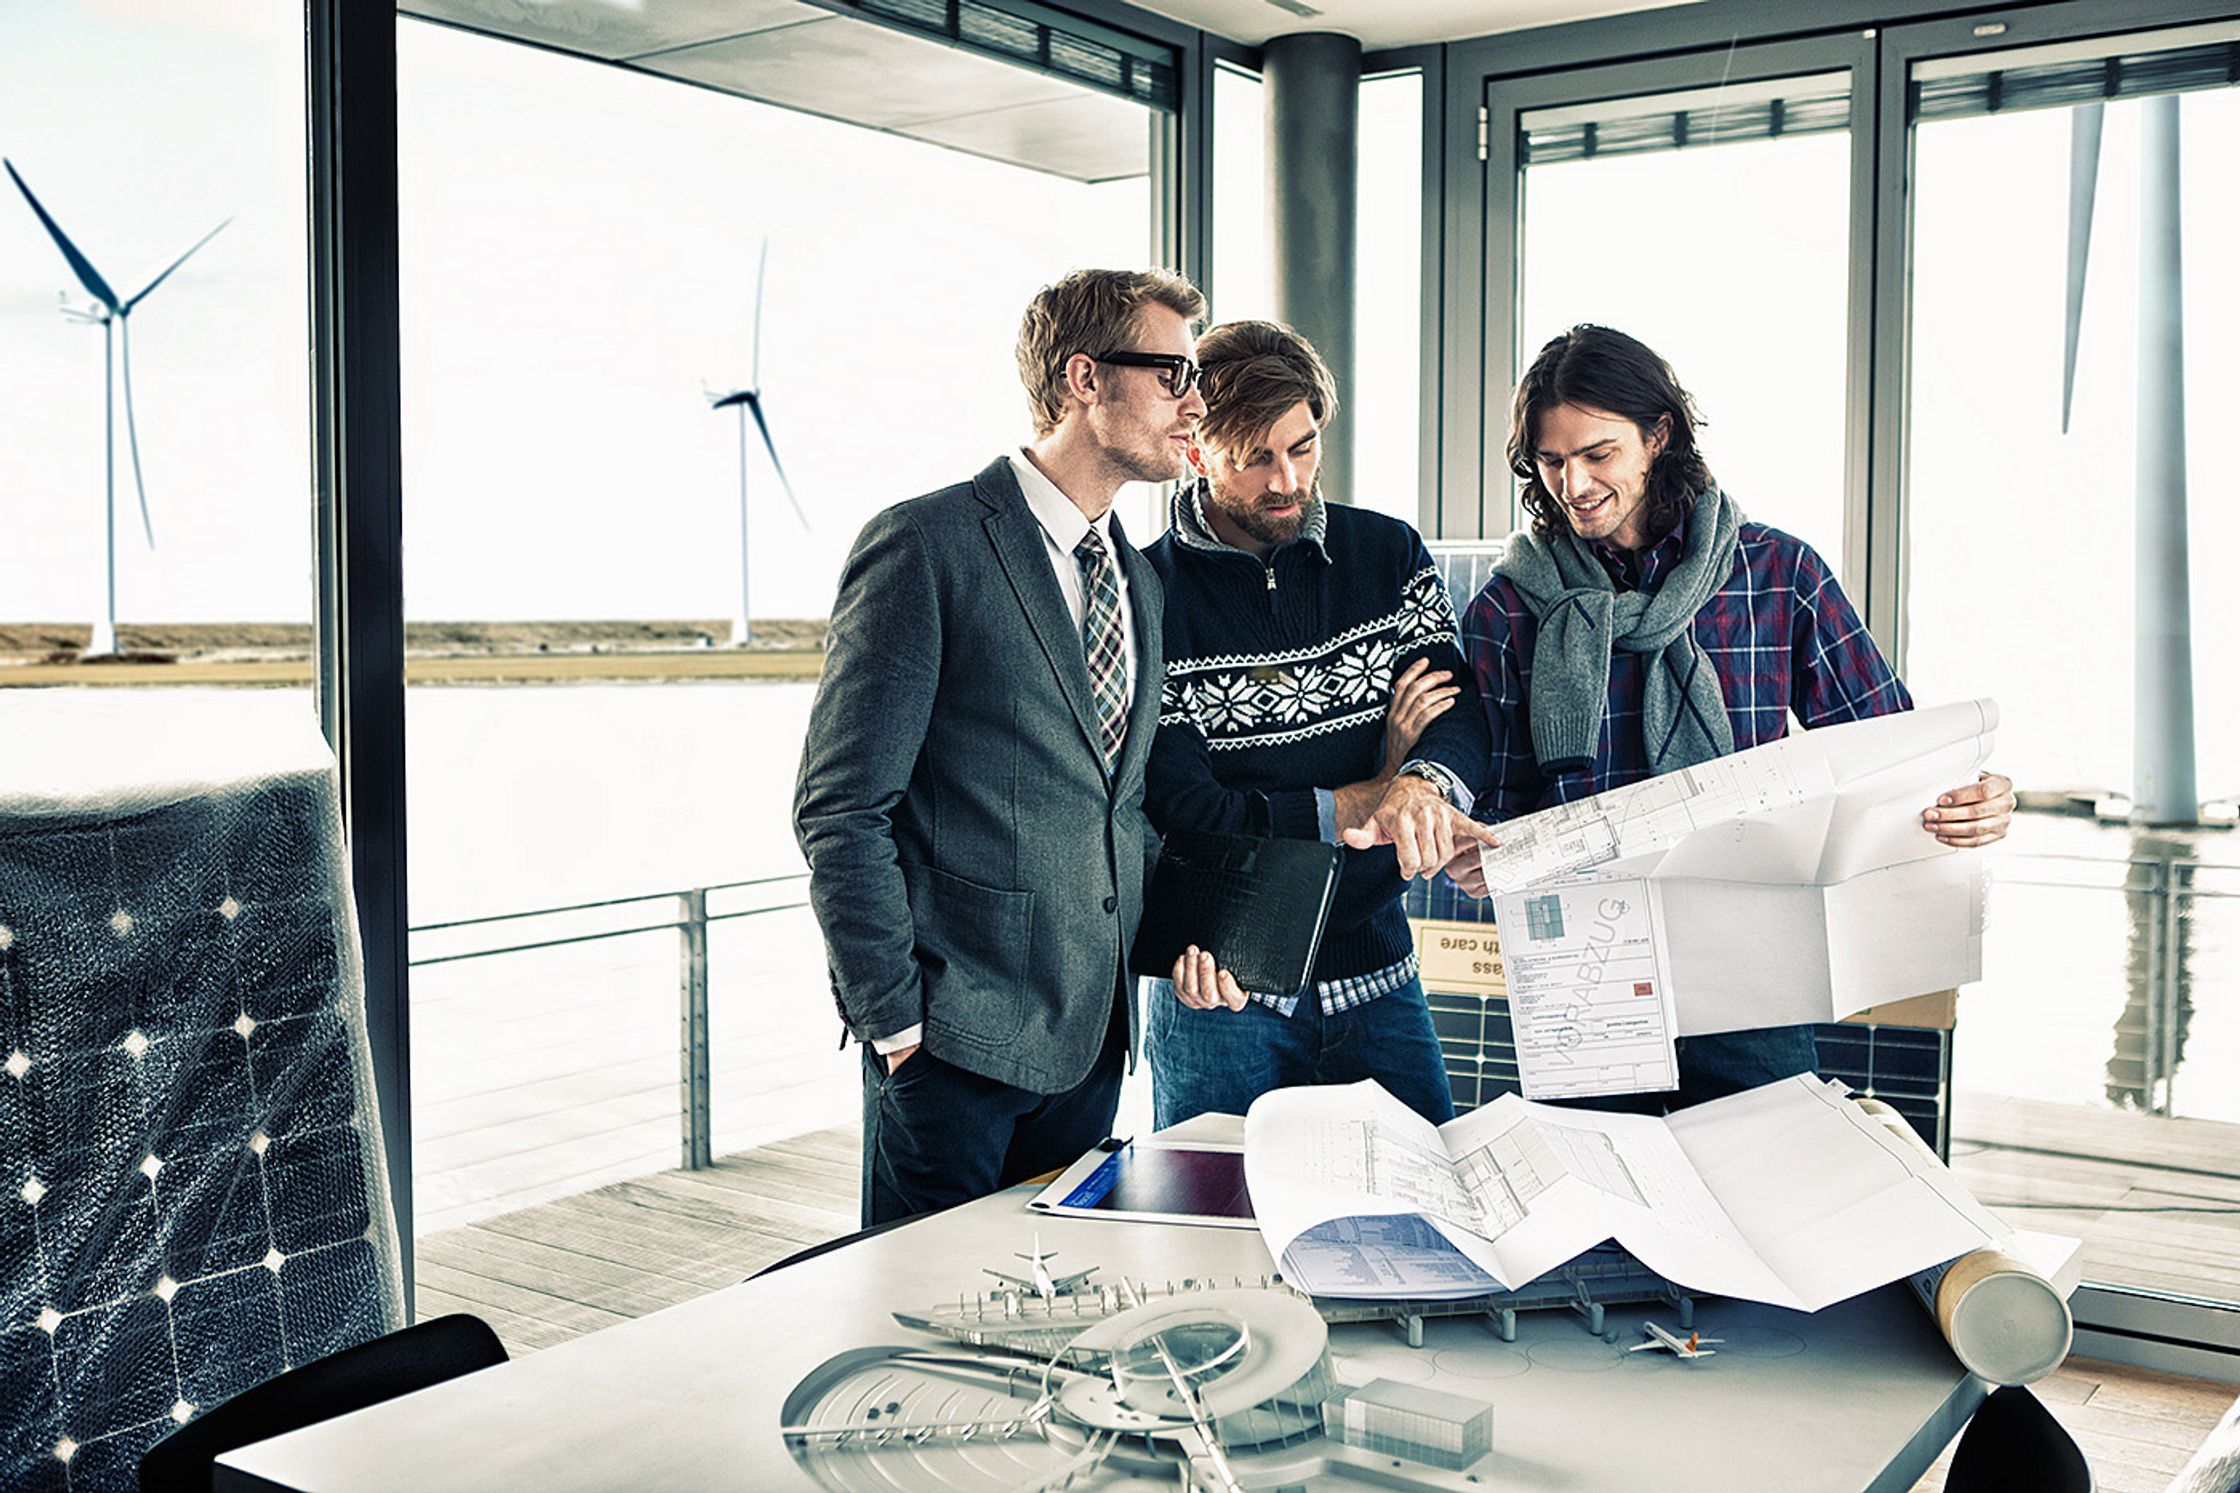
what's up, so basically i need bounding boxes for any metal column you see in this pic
[678,889,714,1170]
[1263,31,1360,503]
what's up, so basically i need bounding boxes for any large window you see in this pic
[1,1,314,675]
[1497,47,1865,567]
[392,10,1160,1323]
[1459,7,2240,1362]
[1356,68,1426,526]
[1211,62,1273,325]
[1897,21,2240,1321]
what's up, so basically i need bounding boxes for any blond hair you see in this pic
[1193,319,1339,464]
[1015,268,1206,436]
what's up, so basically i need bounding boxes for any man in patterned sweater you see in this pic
[1142,320,1496,1127]
[1450,324,2016,1107]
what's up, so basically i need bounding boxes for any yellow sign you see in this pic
[1411,918,1505,998]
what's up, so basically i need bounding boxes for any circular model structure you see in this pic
[779,1289,1336,1492]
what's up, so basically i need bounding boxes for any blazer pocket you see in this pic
[900,861,1035,1045]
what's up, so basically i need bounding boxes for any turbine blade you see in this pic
[752,238,769,392]
[119,318,155,547]
[2061,103,2104,434]
[4,158,122,313]
[124,216,232,312]
[742,393,809,529]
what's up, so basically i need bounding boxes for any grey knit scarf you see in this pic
[1494,485,1742,776]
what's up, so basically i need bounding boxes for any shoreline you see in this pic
[0,619,827,686]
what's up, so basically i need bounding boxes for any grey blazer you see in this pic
[794,457,1164,1094]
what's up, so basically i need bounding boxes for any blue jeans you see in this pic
[1146,975,1455,1130]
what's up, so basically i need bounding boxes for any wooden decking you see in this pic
[413,1124,859,1352]
[1950,1091,2240,1303]
[1912,1356,2238,1493]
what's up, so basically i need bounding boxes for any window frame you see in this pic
[314,0,1212,1305]
[1430,0,2240,1375]
[1455,33,1878,599]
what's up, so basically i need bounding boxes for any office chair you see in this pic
[137,1313,508,1493]
[1944,1385,2094,1493]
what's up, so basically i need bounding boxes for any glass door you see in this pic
[1482,35,1873,569]
[1894,14,2240,1340]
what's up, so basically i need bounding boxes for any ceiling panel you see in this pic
[641,15,1084,129]
[908,92,1151,183]
[1125,0,1698,51]
[401,0,817,61]
[397,1,1160,183]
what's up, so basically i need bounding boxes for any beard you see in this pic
[1207,477,1321,549]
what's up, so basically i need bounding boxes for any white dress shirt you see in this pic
[1005,448,1139,682]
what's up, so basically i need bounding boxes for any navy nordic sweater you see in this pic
[1142,486,1490,990]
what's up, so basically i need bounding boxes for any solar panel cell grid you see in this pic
[1,759,402,1490]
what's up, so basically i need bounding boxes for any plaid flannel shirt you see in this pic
[1461,513,1911,818]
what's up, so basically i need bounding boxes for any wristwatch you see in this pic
[1393,760,1457,800]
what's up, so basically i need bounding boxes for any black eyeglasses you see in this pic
[1091,350,1201,398]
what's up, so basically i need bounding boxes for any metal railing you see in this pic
[408,873,812,1169]
[397,844,2233,1184]
[1990,848,2235,1118]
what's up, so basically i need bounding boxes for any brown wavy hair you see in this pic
[1193,319,1339,465]
[1508,325,1712,543]
[1015,268,1207,437]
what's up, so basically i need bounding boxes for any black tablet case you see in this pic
[1128,829,1343,997]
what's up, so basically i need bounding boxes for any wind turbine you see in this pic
[706,240,808,648]
[2063,97,2204,1115]
[2058,98,2195,826]
[5,159,230,657]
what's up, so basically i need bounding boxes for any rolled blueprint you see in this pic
[1854,1099,2073,1385]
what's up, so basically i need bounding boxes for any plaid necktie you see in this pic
[1074,529,1129,771]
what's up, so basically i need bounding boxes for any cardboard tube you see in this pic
[1855,1100,2073,1385]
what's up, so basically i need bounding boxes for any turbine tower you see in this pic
[2065,98,2202,1114]
[707,240,808,647]
[5,159,229,657]
[2059,100,2195,826]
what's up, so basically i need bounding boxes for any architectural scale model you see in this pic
[783,1284,1499,1491]
[897,1239,1693,1357]
[1629,1320,1724,1360]
[778,1238,1731,1490]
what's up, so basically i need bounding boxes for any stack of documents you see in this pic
[1244,1075,2010,1312]
[1476,697,1999,1098]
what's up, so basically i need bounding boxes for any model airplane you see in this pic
[984,1234,1097,1302]
[1629,1320,1722,1359]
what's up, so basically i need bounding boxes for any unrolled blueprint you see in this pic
[1479,699,1999,1059]
[1243,1076,2009,1310]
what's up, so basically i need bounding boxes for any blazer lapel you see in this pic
[976,459,1105,761]
[1110,510,1164,786]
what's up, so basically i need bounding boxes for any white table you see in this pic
[216,1137,1984,1492]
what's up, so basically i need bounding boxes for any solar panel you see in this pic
[1,706,403,1491]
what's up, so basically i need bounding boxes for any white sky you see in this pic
[1,1,2232,794]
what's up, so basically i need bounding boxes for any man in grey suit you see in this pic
[796,268,1207,1225]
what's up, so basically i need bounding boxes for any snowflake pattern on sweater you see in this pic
[1158,565,1459,750]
